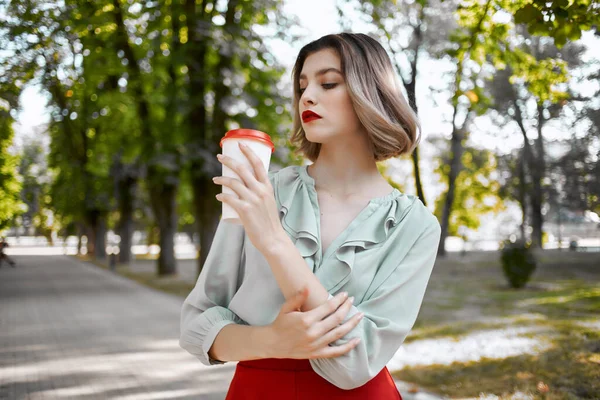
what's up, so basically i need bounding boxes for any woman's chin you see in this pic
[304,128,329,143]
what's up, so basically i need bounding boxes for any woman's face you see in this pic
[298,48,364,144]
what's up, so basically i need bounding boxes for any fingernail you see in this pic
[217,154,223,159]
[358,313,364,319]
[349,296,354,304]
[239,142,246,148]
[342,291,348,298]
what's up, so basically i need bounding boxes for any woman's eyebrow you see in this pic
[299,68,342,80]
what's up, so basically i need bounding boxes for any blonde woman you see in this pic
[180,33,441,399]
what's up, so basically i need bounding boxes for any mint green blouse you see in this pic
[179,164,441,390]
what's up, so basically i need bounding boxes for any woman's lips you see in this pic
[302,110,322,123]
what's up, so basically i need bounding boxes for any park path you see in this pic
[0,254,442,399]
[0,255,235,399]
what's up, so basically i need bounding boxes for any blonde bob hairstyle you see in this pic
[290,33,421,163]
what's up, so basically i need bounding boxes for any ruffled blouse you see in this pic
[179,164,441,390]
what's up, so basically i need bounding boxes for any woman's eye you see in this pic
[298,83,337,94]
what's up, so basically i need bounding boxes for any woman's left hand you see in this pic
[213,142,287,256]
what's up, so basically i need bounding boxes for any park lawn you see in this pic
[393,250,600,400]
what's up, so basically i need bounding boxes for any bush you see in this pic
[500,240,537,289]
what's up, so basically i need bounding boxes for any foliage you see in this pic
[434,143,504,238]
[550,135,600,215]
[500,240,537,288]
[0,0,296,250]
[0,108,23,233]
[511,0,600,47]
[18,138,55,238]
[449,0,599,48]
[546,67,600,215]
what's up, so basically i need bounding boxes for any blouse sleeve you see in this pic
[309,212,441,390]
[179,218,247,366]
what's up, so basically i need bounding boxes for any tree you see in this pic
[434,141,504,239]
[511,0,600,47]
[1,0,128,259]
[497,147,529,240]
[548,65,600,217]
[182,0,296,276]
[432,0,575,255]
[0,104,22,233]
[17,137,54,239]
[1,0,297,276]
[338,0,459,206]
[485,36,585,247]
[447,0,600,47]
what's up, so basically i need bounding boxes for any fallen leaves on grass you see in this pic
[536,381,550,394]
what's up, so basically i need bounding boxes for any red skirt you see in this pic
[225,358,403,399]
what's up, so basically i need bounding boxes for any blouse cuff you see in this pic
[180,306,244,366]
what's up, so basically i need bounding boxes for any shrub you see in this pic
[500,240,537,289]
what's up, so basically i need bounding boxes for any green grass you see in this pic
[396,250,600,399]
[395,321,600,400]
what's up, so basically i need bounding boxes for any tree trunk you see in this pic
[86,211,97,257]
[148,174,178,276]
[411,150,426,205]
[381,9,427,206]
[94,214,107,261]
[529,169,544,248]
[438,127,465,257]
[405,18,427,206]
[189,0,238,277]
[517,148,528,241]
[511,91,543,249]
[113,0,179,274]
[529,102,547,248]
[117,176,135,265]
[194,175,222,277]
[77,222,84,255]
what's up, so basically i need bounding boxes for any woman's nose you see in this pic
[301,91,316,107]
[301,85,317,106]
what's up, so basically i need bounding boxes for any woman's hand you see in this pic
[213,142,287,255]
[264,287,365,360]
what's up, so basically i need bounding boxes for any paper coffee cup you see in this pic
[219,129,275,224]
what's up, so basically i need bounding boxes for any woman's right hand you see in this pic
[264,287,364,359]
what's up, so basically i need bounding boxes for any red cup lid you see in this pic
[220,129,275,153]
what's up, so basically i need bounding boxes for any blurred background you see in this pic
[1,0,599,399]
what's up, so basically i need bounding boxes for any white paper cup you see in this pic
[220,129,275,224]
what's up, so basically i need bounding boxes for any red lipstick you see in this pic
[302,110,322,123]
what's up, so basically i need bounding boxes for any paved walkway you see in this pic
[0,255,235,399]
[0,255,443,399]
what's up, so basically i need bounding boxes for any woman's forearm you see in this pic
[264,234,331,312]
[209,324,272,362]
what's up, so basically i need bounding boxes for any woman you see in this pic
[180,33,441,399]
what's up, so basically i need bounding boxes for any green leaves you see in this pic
[510,0,599,48]
[514,5,543,25]
[434,146,505,237]
[0,112,23,232]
